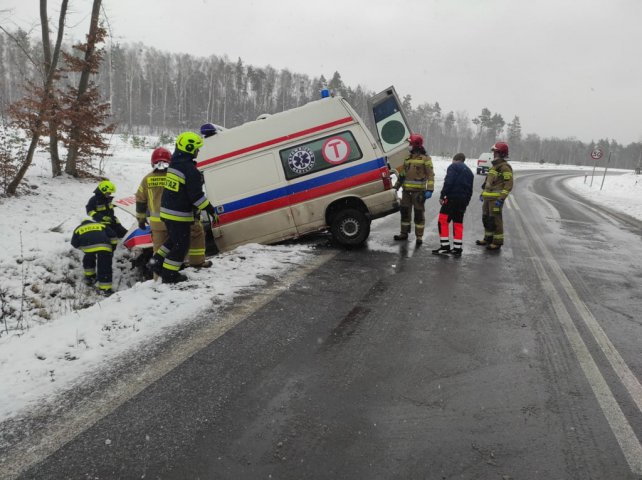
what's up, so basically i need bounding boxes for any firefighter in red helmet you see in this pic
[476,141,514,251]
[393,133,435,246]
[136,147,213,275]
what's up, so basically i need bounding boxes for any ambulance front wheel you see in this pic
[330,208,371,247]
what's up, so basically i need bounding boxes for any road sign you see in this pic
[591,148,603,160]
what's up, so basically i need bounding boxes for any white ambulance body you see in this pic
[196,90,410,253]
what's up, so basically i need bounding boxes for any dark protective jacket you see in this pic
[71,219,118,253]
[440,161,474,205]
[86,188,123,228]
[481,158,514,201]
[160,150,216,222]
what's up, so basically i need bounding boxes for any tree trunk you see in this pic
[6,0,68,193]
[65,0,101,177]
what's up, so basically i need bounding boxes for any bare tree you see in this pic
[63,0,106,176]
[4,0,68,195]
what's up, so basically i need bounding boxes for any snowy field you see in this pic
[0,142,640,424]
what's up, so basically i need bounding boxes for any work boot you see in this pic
[162,272,188,284]
[432,245,451,255]
[415,237,423,246]
[97,288,113,297]
[450,247,463,257]
[147,257,162,275]
[475,239,490,246]
[393,233,408,241]
[84,276,96,286]
[191,260,213,269]
[486,243,502,251]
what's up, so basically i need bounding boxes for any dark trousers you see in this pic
[154,220,191,280]
[83,251,113,290]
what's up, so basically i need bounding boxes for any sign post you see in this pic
[600,151,612,190]
[590,147,603,187]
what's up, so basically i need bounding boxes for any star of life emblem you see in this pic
[288,147,316,174]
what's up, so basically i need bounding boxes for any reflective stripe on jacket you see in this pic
[481,158,513,200]
[136,171,166,227]
[160,150,212,223]
[394,153,435,191]
[86,188,122,226]
[71,219,118,253]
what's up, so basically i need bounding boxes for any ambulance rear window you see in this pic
[279,131,363,180]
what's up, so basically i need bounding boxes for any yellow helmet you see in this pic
[176,131,204,155]
[97,180,116,194]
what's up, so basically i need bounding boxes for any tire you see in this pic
[330,208,370,247]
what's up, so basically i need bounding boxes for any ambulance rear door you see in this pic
[368,86,413,171]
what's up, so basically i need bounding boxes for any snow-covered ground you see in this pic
[1,144,640,425]
[0,137,315,422]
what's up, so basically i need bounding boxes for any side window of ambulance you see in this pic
[279,131,363,180]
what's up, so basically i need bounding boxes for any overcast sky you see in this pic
[2,0,641,144]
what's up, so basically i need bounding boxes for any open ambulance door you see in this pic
[368,86,413,172]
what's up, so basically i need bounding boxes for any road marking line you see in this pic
[513,197,642,474]
[1,250,338,480]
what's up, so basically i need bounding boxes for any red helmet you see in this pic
[491,142,509,157]
[151,147,171,167]
[408,133,424,147]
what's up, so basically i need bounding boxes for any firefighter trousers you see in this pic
[83,251,113,291]
[482,198,504,245]
[399,190,426,238]
[151,222,205,266]
[154,220,191,281]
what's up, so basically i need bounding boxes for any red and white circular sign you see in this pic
[322,137,351,165]
[591,148,603,160]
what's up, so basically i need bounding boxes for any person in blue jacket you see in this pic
[71,219,118,295]
[432,153,474,256]
[150,131,218,284]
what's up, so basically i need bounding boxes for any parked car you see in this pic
[476,152,493,175]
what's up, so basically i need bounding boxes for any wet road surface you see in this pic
[10,170,642,479]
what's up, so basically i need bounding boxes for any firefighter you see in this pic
[476,141,514,251]
[136,147,212,270]
[151,131,218,284]
[86,180,128,238]
[71,218,118,295]
[432,153,474,256]
[393,133,435,246]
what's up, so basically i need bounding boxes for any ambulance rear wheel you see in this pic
[330,208,370,247]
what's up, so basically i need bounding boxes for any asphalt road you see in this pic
[11,170,642,479]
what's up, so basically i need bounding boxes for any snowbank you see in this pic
[0,137,314,421]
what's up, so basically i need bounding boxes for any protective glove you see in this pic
[479,194,484,202]
[440,197,448,206]
[210,213,220,227]
[495,199,504,207]
[424,191,433,200]
[138,219,147,230]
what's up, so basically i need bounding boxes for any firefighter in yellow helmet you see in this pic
[149,132,218,283]
[86,179,127,238]
[136,146,212,269]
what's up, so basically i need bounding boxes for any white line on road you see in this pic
[1,250,338,480]
[513,196,642,474]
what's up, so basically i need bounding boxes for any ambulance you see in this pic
[197,86,412,252]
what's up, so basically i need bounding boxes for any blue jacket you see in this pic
[160,150,215,222]
[440,161,474,205]
[86,188,122,226]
